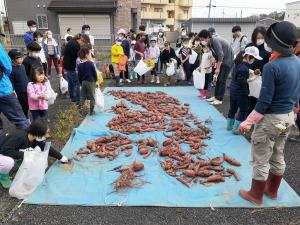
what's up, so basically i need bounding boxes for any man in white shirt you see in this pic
[231,25,248,57]
[81,25,95,48]
[64,28,72,41]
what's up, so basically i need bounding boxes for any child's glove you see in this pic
[60,156,69,163]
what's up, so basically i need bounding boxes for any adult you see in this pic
[198,29,234,105]
[138,25,149,47]
[176,28,187,48]
[81,25,95,50]
[245,26,271,115]
[0,43,29,135]
[208,27,218,37]
[43,30,60,77]
[231,25,248,57]
[238,21,300,205]
[23,20,37,48]
[157,29,166,73]
[134,33,146,84]
[0,120,68,188]
[128,29,136,41]
[64,28,73,41]
[117,28,131,83]
[63,34,90,104]
[33,31,47,75]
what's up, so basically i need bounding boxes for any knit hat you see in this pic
[265,21,297,56]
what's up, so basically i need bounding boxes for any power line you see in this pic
[193,5,287,10]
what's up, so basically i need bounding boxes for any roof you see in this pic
[187,17,258,24]
[48,0,117,13]
[286,1,300,5]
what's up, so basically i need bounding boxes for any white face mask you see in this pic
[159,32,163,36]
[182,32,186,36]
[30,27,37,32]
[256,38,264,46]
[36,136,46,142]
[201,40,208,46]
[37,37,43,43]
[264,42,272,53]
[84,30,90,35]
[194,41,200,46]
[32,52,40,57]
[183,44,188,48]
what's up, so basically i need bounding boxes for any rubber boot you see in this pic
[0,173,12,189]
[202,90,208,99]
[150,75,155,83]
[198,90,203,98]
[200,90,207,100]
[239,179,266,205]
[232,120,241,135]
[116,76,120,87]
[226,118,234,131]
[264,171,283,199]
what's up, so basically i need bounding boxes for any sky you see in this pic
[192,0,295,18]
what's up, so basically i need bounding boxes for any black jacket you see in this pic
[230,62,250,95]
[0,130,62,160]
[63,39,80,71]
[22,56,42,80]
[160,48,176,64]
[10,64,29,94]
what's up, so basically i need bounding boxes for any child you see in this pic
[43,30,60,77]
[27,67,48,121]
[128,40,137,80]
[0,120,68,189]
[227,46,262,134]
[33,31,47,76]
[160,41,176,86]
[23,20,37,48]
[178,37,192,85]
[147,37,160,84]
[23,41,43,81]
[8,49,29,119]
[78,47,97,115]
[199,45,214,100]
[111,37,124,86]
[134,33,146,84]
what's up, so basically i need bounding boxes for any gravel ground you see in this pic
[1,74,299,225]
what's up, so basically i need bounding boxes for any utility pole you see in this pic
[240,10,242,18]
[208,0,212,18]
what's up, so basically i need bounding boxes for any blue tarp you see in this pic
[25,87,300,207]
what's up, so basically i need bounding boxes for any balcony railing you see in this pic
[178,0,193,7]
[141,0,169,4]
[177,14,190,21]
[141,11,168,19]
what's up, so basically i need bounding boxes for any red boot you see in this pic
[239,179,266,205]
[198,90,203,98]
[264,171,282,199]
[201,90,208,100]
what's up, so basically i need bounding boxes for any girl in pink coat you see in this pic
[27,67,48,121]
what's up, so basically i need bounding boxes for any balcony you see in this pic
[177,14,190,21]
[178,0,193,7]
[141,0,169,4]
[166,18,175,25]
[141,12,168,20]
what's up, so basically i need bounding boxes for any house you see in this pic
[285,1,300,28]
[141,0,193,33]
[4,0,141,46]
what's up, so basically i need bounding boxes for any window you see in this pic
[142,7,147,12]
[154,8,163,13]
[169,0,175,3]
[36,14,48,29]
[183,10,189,15]
[12,21,27,35]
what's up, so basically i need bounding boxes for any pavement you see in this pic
[1,74,299,225]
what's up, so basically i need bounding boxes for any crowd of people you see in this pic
[0,18,299,206]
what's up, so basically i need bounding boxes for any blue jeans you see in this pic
[228,92,249,122]
[0,93,29,130]
[65,71,80,104]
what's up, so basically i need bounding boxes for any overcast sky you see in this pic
[192,0,295,18]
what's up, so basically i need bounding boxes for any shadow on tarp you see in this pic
[25,87,300,208]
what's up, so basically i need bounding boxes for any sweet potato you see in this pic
[227,168,240,181]
[196,170,212,177]
[183,169,196,177]
[223,153,241,167]
[95,151,106,158]
[201,174,225,184]
[176,177,190,188]
[210,157,224,166]
[132,161,144,172]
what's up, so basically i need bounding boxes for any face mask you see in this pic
[36,136,46,142]
[30,27,37,32]
[194,41,200,46]
[32,52,39,57]
[37,37,43,43]
[183,44,188,48]
[47,34,53,39]
[256,38,264,46]
[116,41,122,46]
[264,42,272,52]
[159,32,163,36]
[182,32,186,36]
[201,40,208,46]
[84,30,90,35]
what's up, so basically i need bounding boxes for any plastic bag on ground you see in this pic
[9,142,50,199]
[193,69,205,89]
[60,77,68,94]
[45,81,57,105]
[134,60,150,75]
[166,62,175,76]
[95,87,105,112]
[189,50,198,64]
[248,76,262,98]
[176,65,186,80]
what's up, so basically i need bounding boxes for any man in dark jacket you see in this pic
[160,41,176,86]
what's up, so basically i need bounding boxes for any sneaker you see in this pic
[156,77,160,84]
[210,99,223,105]
[150,76,155,83]
[187,81,193,86]
[164,83,168,87]
[206,96,215,102]
[120,79,124,83]
[126,79,131,83]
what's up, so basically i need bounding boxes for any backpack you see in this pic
[118,55,128,72]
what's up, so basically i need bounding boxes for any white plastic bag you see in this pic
[176,65,186,80]
[166,62,175,76]
[95,87,105,112]
[134,60,150,75]
[60,77,68,94]
[189,50,198,64]
[248,76,262,98]
[175,47,182,57]
[45,81,57,105]
[193,69,205,89]
[9,143,50,199]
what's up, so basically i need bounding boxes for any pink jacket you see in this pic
[27,82,48,110]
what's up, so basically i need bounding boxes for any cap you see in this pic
[208,27,215,34]
[115,36,123,42]
[131,40,136,45]
[8,49,23,60]
[244,46,262,60]
[117,28,126,35]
